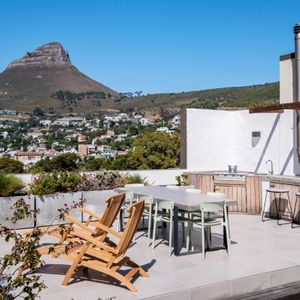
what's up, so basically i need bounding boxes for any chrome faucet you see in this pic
[265,160,274,175]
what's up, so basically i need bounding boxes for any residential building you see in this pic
[14,151,44,166]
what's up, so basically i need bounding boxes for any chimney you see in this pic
[294,23,300,101]
[294,24,300,163]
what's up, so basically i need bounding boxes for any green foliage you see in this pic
[128,131,180,169]
[30,171,123,195]
[189,83,279,109]
[0,173,24,197]
[0,157,24,174]
[121,173,145,185]
[30,172,82,196]
[0,198,46,299]
[81,157,111,171]
[175,173,190,186]
[30,153,80,173]
[110,155,131,170]
[51,90,107,105]
[33,106,45,116]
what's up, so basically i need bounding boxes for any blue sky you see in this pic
[1,0,300,93]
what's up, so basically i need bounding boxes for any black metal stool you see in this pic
[292,192,300,228]
[261,188,293,226]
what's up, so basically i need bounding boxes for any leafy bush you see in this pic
[0,173,25,197]
[0,157,24,174]
[31,172,82,196]
[0,198,46,299]
[121,173,145,185]
[30,153,80,173]
[31,171,123,195]
[175,173,190,186]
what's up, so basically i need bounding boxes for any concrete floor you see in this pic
[3,214,300,300]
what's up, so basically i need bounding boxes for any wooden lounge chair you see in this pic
[19,193,125,275]
[54,200,147,292]
[38,192,125,252]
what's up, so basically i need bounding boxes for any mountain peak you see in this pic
[6,42,72,70]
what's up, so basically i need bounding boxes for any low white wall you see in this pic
[123,169,186,185]
[0,169,186,229]
[185,109,299,175]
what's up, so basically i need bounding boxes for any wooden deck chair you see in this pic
[56,200,147,292]
[19,193,125,275]
[37,192,125,252]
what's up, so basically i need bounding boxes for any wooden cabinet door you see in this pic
[214,184,247,213]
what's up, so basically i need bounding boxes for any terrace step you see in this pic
[229,281,300,300]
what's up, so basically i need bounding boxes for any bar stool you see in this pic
[292,192,300,228]
[261,188,293,225]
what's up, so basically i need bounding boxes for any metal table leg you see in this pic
[119,209,124,232]
[173,206,179,256]
[223,207,229,250]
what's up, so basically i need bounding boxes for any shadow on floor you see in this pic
[35,259,156,289]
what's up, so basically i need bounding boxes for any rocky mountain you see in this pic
[0,42,118,112]
[0,42,279,114]
[6,42,72,69]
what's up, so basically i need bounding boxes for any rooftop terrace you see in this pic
[5,214,300,300]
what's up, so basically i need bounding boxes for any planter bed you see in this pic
[0,190,117,229]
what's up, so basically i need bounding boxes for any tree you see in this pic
[82,157,109,171]
[30,153,80,173]
[33,106,44,116]
[0,157,24,173]
[110,155,131,170]
[127,131,180,169]
[113,125,127,135]
[128,125,139,136]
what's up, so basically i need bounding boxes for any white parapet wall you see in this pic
[183,108,300,175]
[123,169,186,185]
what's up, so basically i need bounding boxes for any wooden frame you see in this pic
[55,200,147,292]
[19,193,125,275]
[249,102,300,114]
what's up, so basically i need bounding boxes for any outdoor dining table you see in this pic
[116,185,237,256]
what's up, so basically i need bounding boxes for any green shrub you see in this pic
[0,173,25,196]
[121,173,145,185]
[29,153,80,173]
[175,173,190,186]
[30,171,123,195]
[0,157,24,173]
[31,172,82,196]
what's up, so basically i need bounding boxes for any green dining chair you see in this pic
[140,195,154,246]
[118,184,144,231]
[190,201,231,259]
[152,200,190,256]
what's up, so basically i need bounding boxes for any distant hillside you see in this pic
[0,42,279,113]
[115,82,279,113]
[0,42,118,113]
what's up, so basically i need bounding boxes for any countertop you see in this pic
[187,171,300,185]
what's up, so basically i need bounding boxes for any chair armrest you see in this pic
[63,214,94,233]
[72,228,118,254]
[80,207,102,221]
[92,222,123,239]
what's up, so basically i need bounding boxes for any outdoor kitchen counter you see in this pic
[187,172,300,215]
[187,171,261,214]
[261,174,300,185]
[189,171,300,184]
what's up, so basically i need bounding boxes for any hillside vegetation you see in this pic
[116,82,279,113]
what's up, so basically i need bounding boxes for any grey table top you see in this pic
[116,186,237,211]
